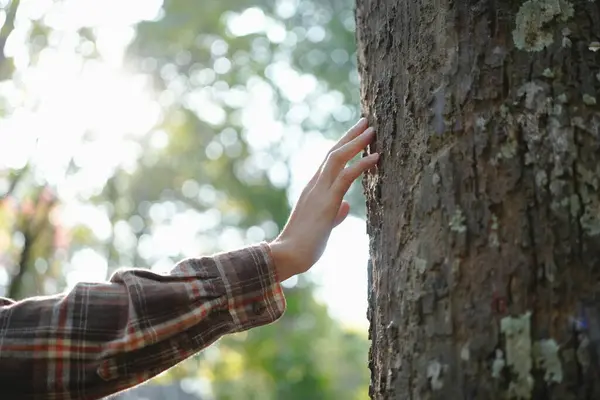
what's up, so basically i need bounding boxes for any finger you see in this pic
[330,117,369,153]
[321,127,375,184]
[305,118,369,190]
[332,153,379,197]
[333,201,350,227]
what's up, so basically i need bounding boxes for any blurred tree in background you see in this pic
[0,0,368,398]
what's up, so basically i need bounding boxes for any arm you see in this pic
[0,243,285,400]
[0,117,378,400]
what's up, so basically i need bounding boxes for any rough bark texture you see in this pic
[357,0,600,398]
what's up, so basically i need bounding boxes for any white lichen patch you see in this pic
[499,140,518,159]
[533,339,563,383]
[550,103,563,116]
[572,116,587,130]
[415,257,427,274]
[427,360,445,391]
[525,152,536,166]
[513,0,574,52]
[449,208,467,233]
[561,27,572,48]
[501,312,534,399]
[583,94,597,106]
[557,93,568,103]
[491,214,499,230]
[476,116,488,129]
[492,349,506,378]
[536,170,548,188]
[580,207,600,236]
[489,214,500,248]
[461,342,470,361]
[518,81,545,109]
[589,41,600,52]
[542,68,555,78]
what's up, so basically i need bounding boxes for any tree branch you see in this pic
[1,165,28,200]
[7,187,56,299]
[0,0,20,65]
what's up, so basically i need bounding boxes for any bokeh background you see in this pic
[0,0,371,398]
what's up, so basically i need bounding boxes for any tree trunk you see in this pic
[356,0,600,399]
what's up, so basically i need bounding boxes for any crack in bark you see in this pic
[515,123,541,291]
[471,129,480,201]
[571,126,585,262]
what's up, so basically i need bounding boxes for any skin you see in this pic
[269,118,378,281]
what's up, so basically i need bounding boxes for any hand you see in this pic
[269,118,379,281]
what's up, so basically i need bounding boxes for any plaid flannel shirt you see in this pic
[0,243,286,400]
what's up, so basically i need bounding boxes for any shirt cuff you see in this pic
[213,242,286,332]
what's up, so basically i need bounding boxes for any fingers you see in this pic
[305,117,370,190]
[320,127,375,184]
[332,153,379,198]
[330,117,369,153]
[333,200,350,227]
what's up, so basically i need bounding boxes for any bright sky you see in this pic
[0,0,369,329]
[288,136,369,329]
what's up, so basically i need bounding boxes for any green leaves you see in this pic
[2,0,369,397]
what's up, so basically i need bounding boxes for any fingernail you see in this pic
[364,127,375,135]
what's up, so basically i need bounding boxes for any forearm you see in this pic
[0,243,286,400]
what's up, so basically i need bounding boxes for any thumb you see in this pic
[333,201,350,227]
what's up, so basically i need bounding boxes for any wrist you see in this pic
[267,240,296,282]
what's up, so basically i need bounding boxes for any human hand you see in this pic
[269,118,378,281]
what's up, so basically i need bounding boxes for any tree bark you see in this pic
[357,0,600,398]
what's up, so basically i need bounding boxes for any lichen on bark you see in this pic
[501,312,534,399]
[513,0,574,51]
[357,0,600,397]
[533,339,563,384]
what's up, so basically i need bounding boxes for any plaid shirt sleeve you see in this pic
[0,242,286,400]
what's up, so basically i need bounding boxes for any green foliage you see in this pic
[127,0,366,218]
[0,0,369,398]
[211,281,368,399]
[156,279,369,399]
